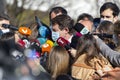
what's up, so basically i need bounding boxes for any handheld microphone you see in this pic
[2,24,18,30]
[18,27,31,36]
[37,37,47,45]
[41,43,52,54]
[74,23,89,35]
[46,40,54,47]
[2,24,32,36]
[56,37,71,50]
[70,36,80,49]
[35,16,51,39]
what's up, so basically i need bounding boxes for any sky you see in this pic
[6,0,118,19]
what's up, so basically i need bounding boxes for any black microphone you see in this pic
[56,37,71,50]
[74,23,89,35]
[2,24,18,30]
[70,35,80,49]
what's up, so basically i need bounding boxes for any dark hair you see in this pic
[77,13,94,22]
[0,13,10,21]
[0,32,23,56]
[100,2,119,17]
[51,14,74,35]
[75,34,102,66]
[114,20,120,34]
[98,20,114,34]
[49,6,67,21]
[56,74,73,80]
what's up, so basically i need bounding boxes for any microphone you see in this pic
[46,40,54,47]
[2,24,32,36]
[18,27,31,36]
[35,16,51,39]
[37,37,47,45]
[41,43,52,54]
[56,37,71,50]
[2,24,18,30]
[74,23,89,35]
[70,35,80,49]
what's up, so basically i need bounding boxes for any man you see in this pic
[0,13,10,35]
[77,13,94,32]
[51,14,74,43]
[100,2,119,23]
[49,6,67,21]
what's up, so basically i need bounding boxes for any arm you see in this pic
[96,37,120,67]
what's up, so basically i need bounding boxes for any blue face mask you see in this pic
[52,31,60,41]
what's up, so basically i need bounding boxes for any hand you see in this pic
[68,48,76,57]
[103,67,120,80]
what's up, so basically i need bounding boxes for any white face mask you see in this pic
[2,29,10,33]
[100,18,113,23]
[52,31,60,41]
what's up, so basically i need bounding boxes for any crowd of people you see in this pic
[0,1,120,80]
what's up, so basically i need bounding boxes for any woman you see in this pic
[48,46,70,80]
[71,34,113,80]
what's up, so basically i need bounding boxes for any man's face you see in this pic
[52,23,66,38]
[78,18,93,32]
[100,9,118,23]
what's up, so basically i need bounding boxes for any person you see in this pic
[51,14,75,42]
[0,13,10,35]
[71,34,113,80]
[47,46,70,80]
[0,32,24,80]
[100,2,119,23]
[49,6,67,22]
[114,20,120,52]
[77,13,94,33]
[94,35,120,67]
[104,67,120,80]
[97,20,116,49]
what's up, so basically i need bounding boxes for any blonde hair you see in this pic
[48,46,69,79]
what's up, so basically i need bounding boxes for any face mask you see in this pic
[52,31,60,41]
[100,18,113,23]
[2,29,10,33]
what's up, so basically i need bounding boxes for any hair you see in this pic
[28,23,39,40]
[97,20,116,49]
[100,2,119,17]
[77,13,94,22]
[114,20,120,34]
[0,12,10,21]
[75,34,105,66]
[97,20,114,34]
[51,14,74,35]
[49,6,67,21]
[114,20,120,47]
[56,74,73,80]
[0,32,23,56]
[48,46,69,79]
